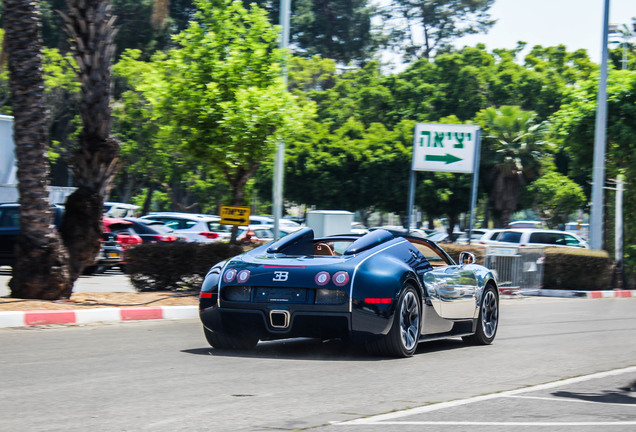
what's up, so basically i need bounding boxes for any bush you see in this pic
[125,242,244,292]
[542,247,613,291]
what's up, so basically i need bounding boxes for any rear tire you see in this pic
[365,284,421,357]
[203,326,258,350]
[464,285,498,345]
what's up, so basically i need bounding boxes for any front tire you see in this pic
[366,284,421,357]
[203,326,258,350]
[464,285,498,345]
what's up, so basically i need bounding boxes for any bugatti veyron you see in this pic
[199,228,499,357]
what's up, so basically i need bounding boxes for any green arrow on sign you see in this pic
[425,154,463,164]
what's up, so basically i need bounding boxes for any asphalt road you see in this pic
[1,296,635,431]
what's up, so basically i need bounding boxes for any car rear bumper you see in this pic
[200,304,369,342]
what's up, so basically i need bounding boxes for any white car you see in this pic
[493,229,589,249]
[250,215,301,232]
[476,229,506,246]
[139,212,231,243]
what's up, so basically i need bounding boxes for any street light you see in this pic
[589,0,610,251]
[609,21,635,70]
[272,0,291,241]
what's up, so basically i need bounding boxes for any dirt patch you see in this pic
[0,291,198,311]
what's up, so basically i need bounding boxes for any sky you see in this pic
[454,0,634,63]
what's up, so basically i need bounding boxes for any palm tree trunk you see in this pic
[58,0,121,281]
[4,0,72,299]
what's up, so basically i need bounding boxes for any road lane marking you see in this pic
[335,365,636,426]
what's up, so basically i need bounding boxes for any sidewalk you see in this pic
[0,268,198,328]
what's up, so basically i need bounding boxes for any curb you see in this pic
[0,305,198,328]
[2,290,635,329]
[500,288,636,299]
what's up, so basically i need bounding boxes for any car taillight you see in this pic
[364,298,392,304]
[332,271,350,287]
[152,234,178,242]
[118,235,143,248]
[315,271,330,286]
[200,231,219,239]
[223,269,237,283]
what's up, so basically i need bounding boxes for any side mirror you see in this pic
[459,251,476,265]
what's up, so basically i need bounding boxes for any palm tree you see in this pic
[58,0,121,281]
[4,0,73,299]
[478,106,548,227]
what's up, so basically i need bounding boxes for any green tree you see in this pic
[475,106,549,227]
[123,0,313,227]
[551,69,636,285]
[245,0,383,65]
[525,171,585,229]
[4,0,72,299]
[385,0,495,60]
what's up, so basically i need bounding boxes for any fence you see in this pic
[484,245,545,293]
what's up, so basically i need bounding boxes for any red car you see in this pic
[103,217,143,250]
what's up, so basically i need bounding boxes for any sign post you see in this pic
[407,123,481,242]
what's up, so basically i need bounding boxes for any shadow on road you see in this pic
[182,337,468,361]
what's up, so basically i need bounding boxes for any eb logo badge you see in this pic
[272,271,289,282]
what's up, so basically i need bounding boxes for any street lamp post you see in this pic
[590,0,610,251]
[273,0,291,240]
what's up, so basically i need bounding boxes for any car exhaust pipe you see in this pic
[269,310,290,329]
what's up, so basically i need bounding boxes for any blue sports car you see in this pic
[199,228,499,357]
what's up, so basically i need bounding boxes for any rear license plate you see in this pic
[254,287,307,303]
[108,252,120,258]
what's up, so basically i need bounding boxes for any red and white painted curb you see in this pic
[0,305,198,328]
[2,290,635,329]
[500,288,636,299]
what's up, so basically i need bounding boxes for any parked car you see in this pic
[0,203,64,267]
[351,222,369,234]
[123,218,185,243]
[139,212,230,242]
[84,231,124,274]
[103,202,139,218]
[565,222,590,241]
[371,226,433,238]
[250,215,301,232]
[426,231,468,244]
[495,229,589,249]
[236,224,276,242]
[103,217,143,250]
[199,228,499,357]
[476,229,506,246]
[507,220,542,229]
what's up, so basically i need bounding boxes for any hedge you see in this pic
[541,247,613,291]
[438,244,613,291]
[125,242,245,292]
[125,241,614,292]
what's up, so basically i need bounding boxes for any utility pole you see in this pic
[590,0,610,250]
[606,175,626,288]
[273,0,291,240]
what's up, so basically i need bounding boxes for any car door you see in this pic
[423,265,479,319]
